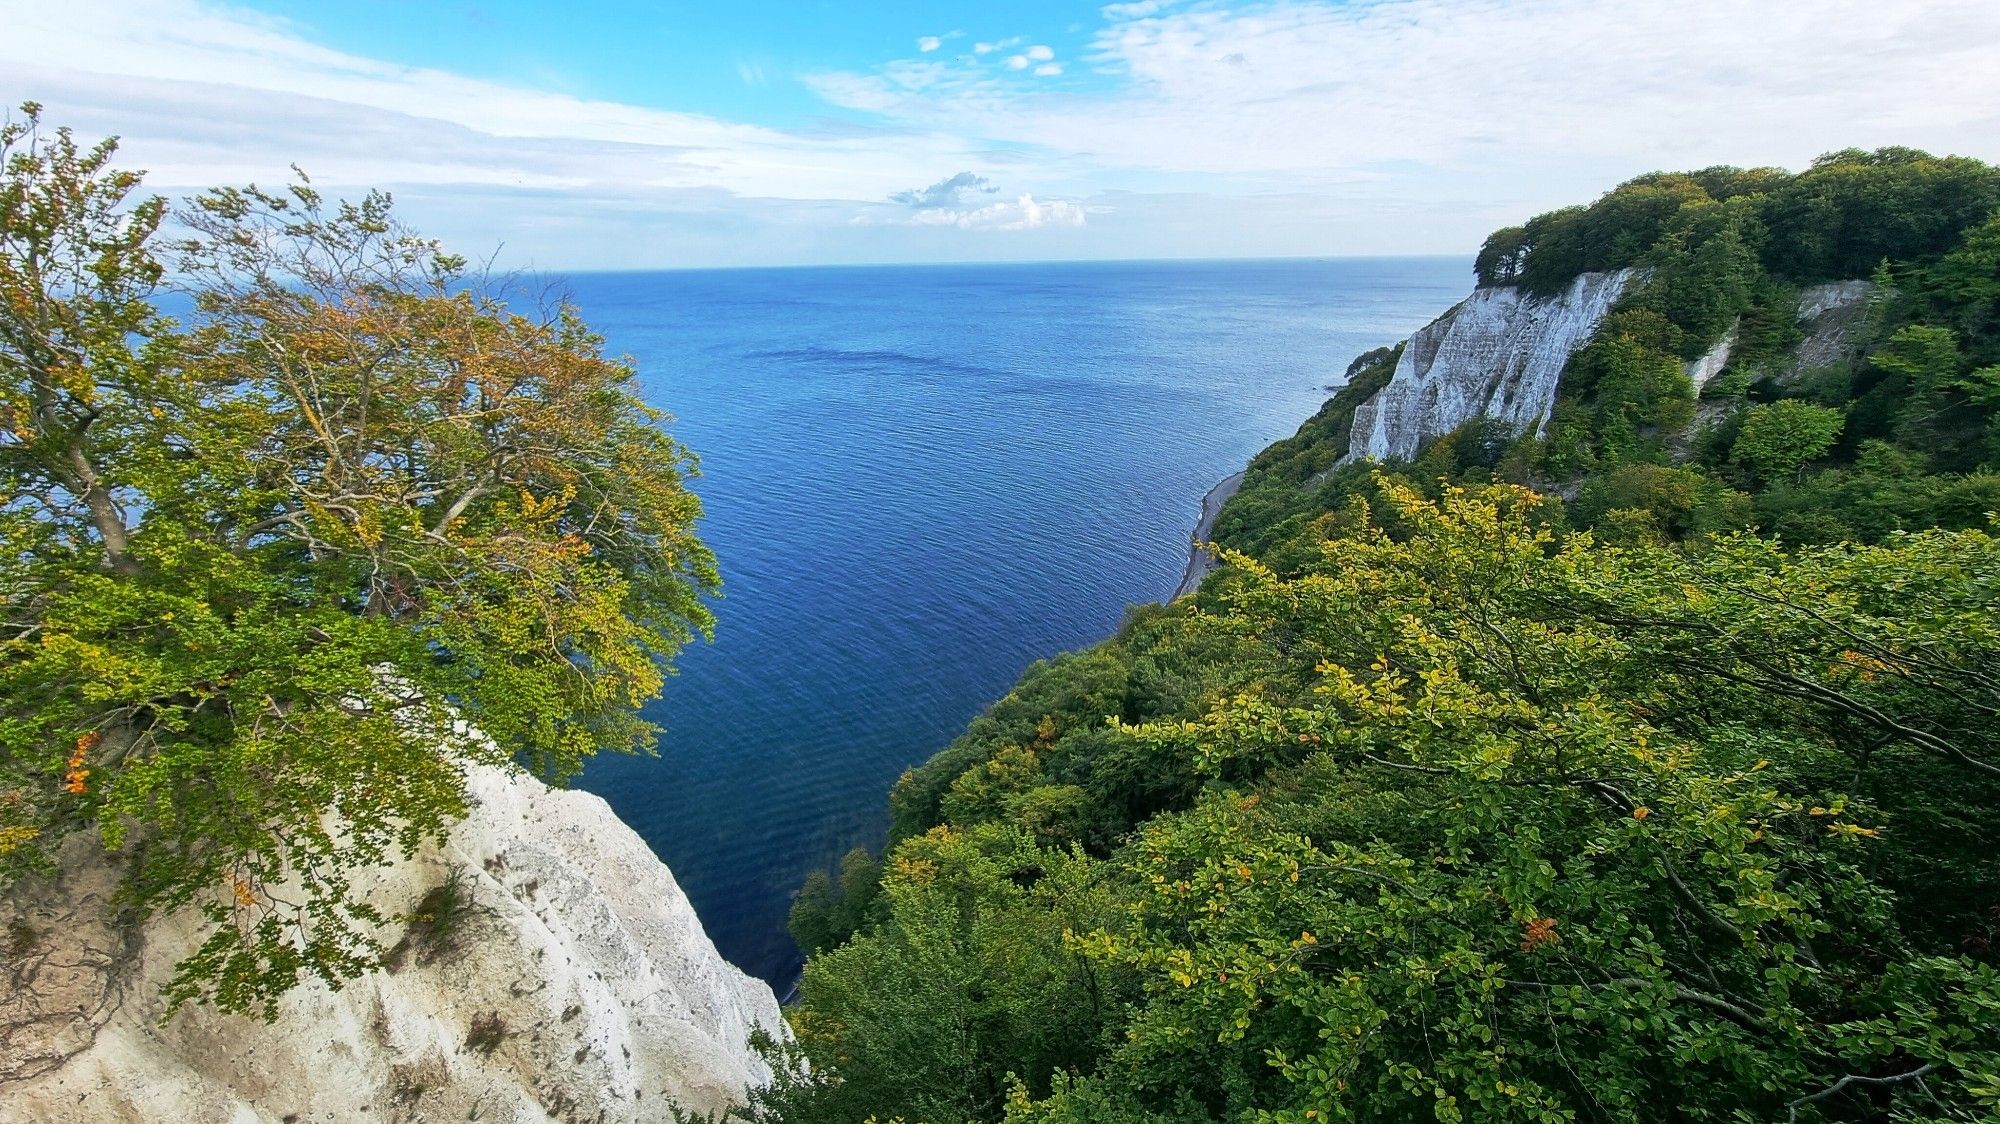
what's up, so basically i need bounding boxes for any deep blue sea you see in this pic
[562,257,1469,992]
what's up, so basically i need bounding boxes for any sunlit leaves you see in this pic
[0,110,714,1015]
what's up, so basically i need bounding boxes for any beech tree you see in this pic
[770,480,2000,1123]
[1733,399,1846,484]
[0,105,716,1014]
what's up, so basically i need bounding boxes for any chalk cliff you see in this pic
[1788,280,1879,375]
[1,763,782,1124]
[1347,269,1638,462]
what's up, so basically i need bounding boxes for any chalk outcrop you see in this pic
[1686,326,1738,390]
[1,764,782,1124]
[1791,280,1877,374]
[1348,269,1637,462]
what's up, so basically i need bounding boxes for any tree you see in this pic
[775,826,1119,1124]
[784,478,2000,1122]
[1030,481,2000,1123]
[788,869,840,956]
[0,106,716,1015]
[1473,226,1528,287]
[1732,399,1846,484]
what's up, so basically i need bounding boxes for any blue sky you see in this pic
[4,0,1999,268]
[232,1,1117,126]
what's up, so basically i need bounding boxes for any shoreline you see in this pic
[1171,470,1246,598]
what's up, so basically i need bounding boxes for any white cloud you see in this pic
[907,192,1086,231]
[815,0,2000,190]
[891,171,999,208]
[0,0,997,207]
[9,0,2000,267]
[872,171,1083,233]
[917,36,942,52]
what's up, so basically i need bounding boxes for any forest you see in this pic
[769,148,2000,1122]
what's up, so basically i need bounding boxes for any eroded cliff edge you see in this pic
[1347,268,1638,463]
[1,763,782,1124]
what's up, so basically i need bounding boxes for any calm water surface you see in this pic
[563,257,1469,991]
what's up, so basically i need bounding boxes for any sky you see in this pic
[3,0,1999,269]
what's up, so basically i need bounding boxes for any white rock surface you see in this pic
[1792,280,1877,373]
[1,764,783,1124]
[1686,324,1738,389]
[1348,269,1637,462]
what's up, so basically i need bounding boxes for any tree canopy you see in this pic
[769,147,2000,1123]
[0,104,715,1015]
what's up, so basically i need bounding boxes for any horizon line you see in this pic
[527,251,1477,277]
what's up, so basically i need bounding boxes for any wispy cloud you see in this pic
[890,171,1000,208]
[816,0,2000,181]
[5,0,1997,267]
[0,0,990,203]
[1100,1,1170,18]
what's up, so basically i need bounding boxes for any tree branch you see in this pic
[1787,1063,1934,1122]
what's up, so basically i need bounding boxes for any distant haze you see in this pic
[5,0,1997,269]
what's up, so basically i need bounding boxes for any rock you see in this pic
[0,833,133,1089]
[1173,470,1246,598]
[1790,280,1876,375]
[0,764,783,1124]
[1348,269,1637,462]
[1686,324,1738,390]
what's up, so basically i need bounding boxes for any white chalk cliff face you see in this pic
[1,764,782,1124]
[1676,281,1877,394]
[1791,280,1877,373]
[1686,326,1738,390]
[1348,269,1638,462]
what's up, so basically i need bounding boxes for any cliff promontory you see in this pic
[2,764,781,1123]
[1346,268,1637,463]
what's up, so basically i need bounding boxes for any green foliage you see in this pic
[0,106,714,1015]
[1494,149,2000,295]
[1762,148,2000,281]
[779,480,2000,1123]
[788,847,884,955]
[1207,347,1403,568]
[1731,399,1847,484]
[780,146,2000,1121]
[1473,226,1528,288]
[774,826,1123,1124]
[1570,463,1753,542]
[1554,309,1698,468]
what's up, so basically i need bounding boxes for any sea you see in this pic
[561,257,1470,993]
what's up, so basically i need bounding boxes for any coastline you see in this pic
[1171,470,1246,598]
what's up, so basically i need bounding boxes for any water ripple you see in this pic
[565,258,1470,989]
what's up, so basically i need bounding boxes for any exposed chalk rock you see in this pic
[1791,280,1877,374]
[1348,269,1637,462]
[1686,324,1738,390]
[1,764,783,1124]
